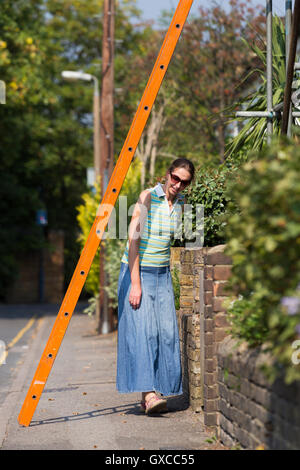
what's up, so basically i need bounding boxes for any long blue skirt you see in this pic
[116,262,182,396]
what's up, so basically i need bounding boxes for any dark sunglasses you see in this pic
[170,172,191,188]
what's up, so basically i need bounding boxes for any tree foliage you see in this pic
[220,138,300,384]
[226,15,292,158]
[0,0,49,297]
[184,156,242,247]
[0,0,145,298]
[76,157,141,309]
[0,0,271,302]
[162,0,265,164]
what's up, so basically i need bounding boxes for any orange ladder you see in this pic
[18,0,194,427]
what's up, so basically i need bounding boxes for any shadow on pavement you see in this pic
[28,395,189,427]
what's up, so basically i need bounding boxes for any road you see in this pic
[0,303,61,407]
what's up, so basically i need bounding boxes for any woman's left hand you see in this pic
[129,282,142,310]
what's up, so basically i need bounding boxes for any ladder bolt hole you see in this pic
[64,312,69,316]
[176,24,180,28]
[160,65,165,69]
[32,395,37,399]
[144,106,149,111]
[128,147,133,151]
[80,271,85,275]
[48,354,53,358]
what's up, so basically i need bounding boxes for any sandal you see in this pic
[143,395,167,415]
[140,401,146,412]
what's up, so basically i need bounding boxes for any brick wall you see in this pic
[6,230,64,303]
[170,247,203,411]
[171,244,300,449]
[202,245,232,427]
[170,245,231,414]
[218,337,300,449]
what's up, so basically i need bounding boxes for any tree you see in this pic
[136,97,167,189]
[163,0,265,163]
[0,0,150,298]
[0,0,50,297]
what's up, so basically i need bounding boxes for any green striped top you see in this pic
[121,183,185,267]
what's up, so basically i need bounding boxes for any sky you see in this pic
[135,0,293,22]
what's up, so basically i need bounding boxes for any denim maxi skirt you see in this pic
[116,262,183,396]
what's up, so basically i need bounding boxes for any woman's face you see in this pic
[165,167,192,197]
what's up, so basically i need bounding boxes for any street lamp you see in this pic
[61,70,110,335]
[61,70,100,182]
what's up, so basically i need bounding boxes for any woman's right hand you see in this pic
[129,282,142,310]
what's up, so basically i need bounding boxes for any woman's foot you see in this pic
[141,392,167,414]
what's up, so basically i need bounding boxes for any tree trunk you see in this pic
[136,102,167,187]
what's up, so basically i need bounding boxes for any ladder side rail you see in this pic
[18,0,194,427]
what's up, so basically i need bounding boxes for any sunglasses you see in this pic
[170,172,191,188]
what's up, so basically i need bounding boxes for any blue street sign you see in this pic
[36,210,48,226]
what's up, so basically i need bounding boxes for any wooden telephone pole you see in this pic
[281,0,300,135]
[96,0,115,334]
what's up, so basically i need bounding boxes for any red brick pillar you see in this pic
[203,245,232,428]
[44,230,64,303]
[171,247,204,411]
[5,230,64,303]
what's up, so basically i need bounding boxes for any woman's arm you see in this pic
[127,189,151,309]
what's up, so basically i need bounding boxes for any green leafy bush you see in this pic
[184,158,241,247]
[171,266,180,311]
[220,138,300,383]
[76,158,141,313]
[76,181,102,297]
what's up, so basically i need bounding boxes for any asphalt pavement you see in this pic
[0,303,59,407]
[0,302,226,451]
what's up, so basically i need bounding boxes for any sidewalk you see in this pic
[1,303,226,450]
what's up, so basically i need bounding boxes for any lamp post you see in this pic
[61,70,100,179]
[62,70,110,335]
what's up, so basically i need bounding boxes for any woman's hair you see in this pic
[167,158,195,181]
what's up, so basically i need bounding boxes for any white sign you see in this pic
[0,81,5,104]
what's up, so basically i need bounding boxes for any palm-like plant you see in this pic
[225,15,295,158]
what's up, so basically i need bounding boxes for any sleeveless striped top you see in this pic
[121,183,185,267]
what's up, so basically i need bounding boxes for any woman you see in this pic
[117,158,195,414]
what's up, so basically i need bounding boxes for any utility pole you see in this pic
[285,0,293,137]
[282,0,300,135]
[93,76,101,179]
[96,0,115,334]
[101,0,115,180]
[266,0,273,143]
